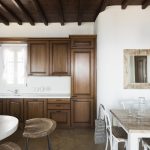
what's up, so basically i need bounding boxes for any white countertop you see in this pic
[0,93,71,99]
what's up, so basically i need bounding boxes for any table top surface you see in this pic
[110,109,150,133]
[0,115,18,141]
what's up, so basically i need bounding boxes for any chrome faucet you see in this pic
[8,89,19,94]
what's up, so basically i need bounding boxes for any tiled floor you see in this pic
[0,128,142,150]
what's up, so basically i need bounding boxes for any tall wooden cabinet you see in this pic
[70,36,96,127]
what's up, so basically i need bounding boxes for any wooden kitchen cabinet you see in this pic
[28,39,70,76]
[0,99,6,115]
[6,99,24,122]
[0,99,3,114]
[28,40,49,75]
[71,47,95,98]
[24,99,47,120]
[70,36,96,99]
[70,36,96,127]
[48,110,70,127]
[71,98,93,127]
[50,40,70,75]
[48,99,70,127]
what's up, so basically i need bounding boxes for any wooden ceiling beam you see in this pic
[0,11,9,25]
[94,0,108,21]
[32,0,48,25]
[58,0,64,25]
[121,0,128,9]
[142,0,149,9]
[78,0,81,25]
[12,0,35,25]
[0,0,22,25]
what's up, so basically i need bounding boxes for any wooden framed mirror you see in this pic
[124,49,150,89]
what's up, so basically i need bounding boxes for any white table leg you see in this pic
[128,133,139,150]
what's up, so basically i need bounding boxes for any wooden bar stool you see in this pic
[0,142,21,150]
[23,118,56,150]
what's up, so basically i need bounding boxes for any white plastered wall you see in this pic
[95,6,150,109]
[0,22,94,37]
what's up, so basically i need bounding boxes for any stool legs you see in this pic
[47,135,52,150]
[25,138,29,150]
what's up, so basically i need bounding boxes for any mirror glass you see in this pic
[124,49,150,89]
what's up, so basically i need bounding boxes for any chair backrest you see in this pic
[102,106,113,150]
[98,104,105,120]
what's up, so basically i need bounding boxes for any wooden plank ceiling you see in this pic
[0,0,149,25]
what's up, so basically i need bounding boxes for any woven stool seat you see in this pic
[23,118,56,138]
[23,118,56,150]
[143,138,150,145]
[112,126,127,140]
[0,142,21,150]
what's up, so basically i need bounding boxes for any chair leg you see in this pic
[105,134,108,150]
[112,139,118,150]
[47,135,52,150]
[25,138,29,150]
[124,141,127,150]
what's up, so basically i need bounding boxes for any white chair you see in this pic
[102,106,128,150]
[142,139,150,150]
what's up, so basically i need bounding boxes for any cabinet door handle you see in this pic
[72,99,78,102]
[72,96,77,97]
[56,111,61,113]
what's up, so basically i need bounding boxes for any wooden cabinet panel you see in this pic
[28,41,49,75]
[71,49,94,98]
[71,99,93,127]
[48,104,70,110]
[6,99,23,122]
[50,40,70,75]
[71,37,95,48]
[48,110,70,127]
[47,99,70,127]
[24,99,47,120]
[0,99,6,115]
[48,99,70,103]
[0,100,3,115]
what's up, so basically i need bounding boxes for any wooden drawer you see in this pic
[48,99,70,104]
[71,38,94,48]
[48,110,70,127]
[48,103,70,110]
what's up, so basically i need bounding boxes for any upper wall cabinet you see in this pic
[71,36,95,49]
[28,40,49,76]
[28,39,70,76]
[50,40,70,76]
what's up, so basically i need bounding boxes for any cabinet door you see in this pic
[28,40,49,75]
[0,99,6,115]
[24,99,47,120]
[50,40,70,75]
[48,110,70,127]
[71,99,93,127]
[6,99,24,122]
[71,49,94,98]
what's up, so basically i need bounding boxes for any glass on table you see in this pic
[120,100,134,116]
[136,97,146,118]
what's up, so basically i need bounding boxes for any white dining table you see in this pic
[110,109,150,150]
[0,115,18,141]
